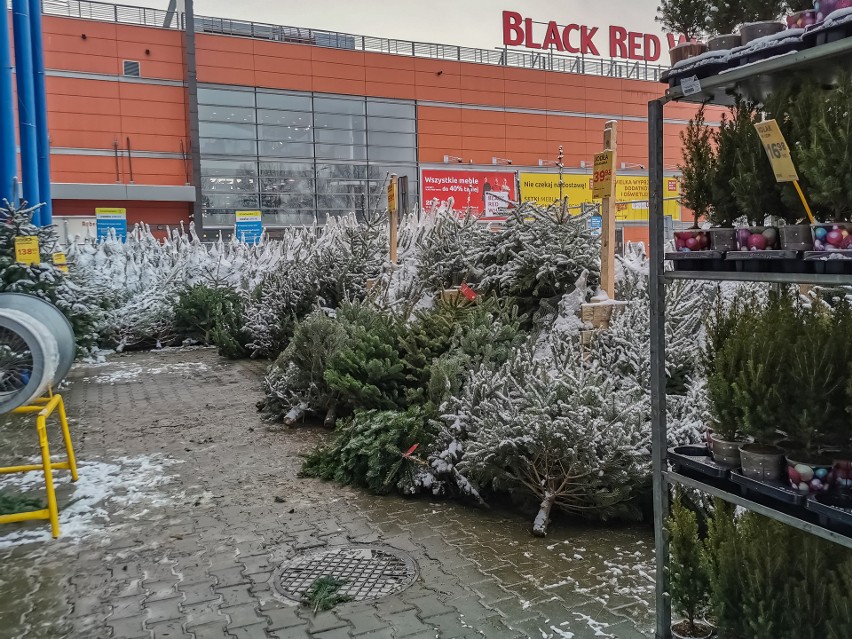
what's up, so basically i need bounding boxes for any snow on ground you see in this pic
[81,361,210,384]
[0,454,177,548]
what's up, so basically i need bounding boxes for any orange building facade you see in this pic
[34,1,703,245]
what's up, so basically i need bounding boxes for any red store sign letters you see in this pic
[502,11,686,62]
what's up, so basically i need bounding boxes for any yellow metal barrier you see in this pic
[0,392,78,538]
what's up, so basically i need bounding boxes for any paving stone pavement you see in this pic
[0,349,655,639]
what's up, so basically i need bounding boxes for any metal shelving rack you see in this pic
[648,37,852,639]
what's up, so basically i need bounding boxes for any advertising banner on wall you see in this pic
[95,207,127,241]
[235,210,263,244]
[421,169,516,219]
[518,173,682,221]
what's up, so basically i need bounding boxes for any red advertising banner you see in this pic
[421,169,516,219]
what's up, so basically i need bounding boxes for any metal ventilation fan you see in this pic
[0,294,76,414]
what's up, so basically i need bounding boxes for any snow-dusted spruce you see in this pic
[0,200,97,351]
[456,340,649,537]
[469,202,601,317]
[259,309,347,426]
[592,275,711,395]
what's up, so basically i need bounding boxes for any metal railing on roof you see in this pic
[40,0,665,82]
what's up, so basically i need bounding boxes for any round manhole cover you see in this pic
[274,545,417,603]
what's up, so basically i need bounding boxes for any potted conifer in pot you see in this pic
[737,0,788,43]
[706,108,742,251]
[657,0,709,64]
[733,299,790,482]
[729,101,784,262]
[763,80,818,250]
[783,303,852,494]
[705,297,751,467]
[667,495,712,639]
[799,73,852,256]
[672,106,715,266]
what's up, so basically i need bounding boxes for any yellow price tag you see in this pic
[387,182,397,214]
[53,252,69,273]
[755,120,799,183]
[14,236,40,265]
[592,151,614,198]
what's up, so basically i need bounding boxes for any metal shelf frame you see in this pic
[664,270,852,285]
[649,38,852,639]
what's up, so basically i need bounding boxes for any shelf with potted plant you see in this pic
[650,11,852,638]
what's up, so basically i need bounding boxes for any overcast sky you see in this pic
[144,0,666,52]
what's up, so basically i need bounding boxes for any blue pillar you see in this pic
[11,0,39,225]
[0,7,17,205]
[28,0,50,225]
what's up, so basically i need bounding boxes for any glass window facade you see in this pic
[198,85,419,226]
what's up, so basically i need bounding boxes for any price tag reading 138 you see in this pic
[754,119,799,183]
[14,236,40,265]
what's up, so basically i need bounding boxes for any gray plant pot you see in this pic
[709,432,743,467]
[780,224,814,251]
[740,444,785,481]
[739,21,785,45]
[709,227,736,251]
[707,34,741,51]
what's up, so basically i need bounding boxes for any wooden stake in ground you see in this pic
[600,121,618,298]
[388,173,398,264]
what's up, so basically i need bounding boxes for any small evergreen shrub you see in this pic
[667,494,709,636]
[302,407,437,495]
[323,304,408,412]
[173,284,249,358]
[259,310,347,422]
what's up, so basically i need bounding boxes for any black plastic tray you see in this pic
[725,250,806,273]
[806,492,852,527]
[668,445,731,479]
[803,14,852,48]
[662,60,734,88]
[803,250,852,275]
[730,469,806,506]
[665,251,729,272]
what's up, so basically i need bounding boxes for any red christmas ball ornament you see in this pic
[841,235,852,250]
[685,237,699,250]
[826,230,844,247]
[697,233,709,248]
[747,234,767,251]
[788,466,801,485]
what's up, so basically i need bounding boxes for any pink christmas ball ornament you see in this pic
[788,467,802,484]
[826,230,844,247]
[747,234,768,251]
[685,237,699,250]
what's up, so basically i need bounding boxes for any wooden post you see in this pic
[601,121,618,298]
[388,173,398,264]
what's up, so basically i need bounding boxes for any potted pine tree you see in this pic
[706,108,741,251]
[737,0,787,44]
[705,297,750,467]
[657,0,709,64]
[672,106,716,268]
[729,101,785,266]
[667,495,712,639]
[782,303,852,494]
[763,80,817,251]
[799,73,852,257]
